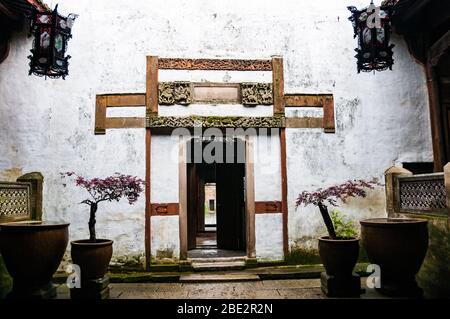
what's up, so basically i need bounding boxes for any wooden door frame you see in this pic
[178,135,256,260]
[427,30,450,172]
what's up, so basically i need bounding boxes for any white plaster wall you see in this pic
[253,133,281,202]
[150,135,179,203]
[255,214,283,260]
[150,216,180,262]
[0,0,432,262]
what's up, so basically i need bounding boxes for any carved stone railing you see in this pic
[0,172,43,223]
[385,164,450,217]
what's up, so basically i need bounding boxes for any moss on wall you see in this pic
[0,254,12,298]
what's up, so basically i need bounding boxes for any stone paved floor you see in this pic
[57,278,390,299]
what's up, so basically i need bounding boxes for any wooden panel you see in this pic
[285,94,326,107]
[146,56,159,114]
[193,83,241,104]
[323,96,335,133]
[104,94,146,107]
[280,128,288,258]
[255,201,282,214]
[104,117,145,129]
[272,57,285,114]
[158,58,272,71]
[150,203,179,216]
[145,129,151,270]
[94,96,107,135]
[285,117,323,128]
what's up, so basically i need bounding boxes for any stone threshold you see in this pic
[53,263,370,284]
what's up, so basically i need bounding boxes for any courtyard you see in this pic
[0,0,449,304]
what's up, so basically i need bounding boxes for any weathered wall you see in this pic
[0,0,432,264]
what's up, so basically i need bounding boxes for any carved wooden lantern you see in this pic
[348,1,394,73]
[28,5,77,79]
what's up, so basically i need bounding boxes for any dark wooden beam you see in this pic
[0,2,19,20]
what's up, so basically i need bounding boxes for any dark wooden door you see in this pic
[216,163,246,250]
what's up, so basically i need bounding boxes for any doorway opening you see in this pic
[186,138,247,259]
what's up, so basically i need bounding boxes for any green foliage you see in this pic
[329,210,358,239]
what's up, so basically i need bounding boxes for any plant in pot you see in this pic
[61,172,145,285]
[295,179,379,297]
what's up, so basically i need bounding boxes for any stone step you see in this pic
[189,256,246,263]
[191,261,246,272]
[180,273,260,283]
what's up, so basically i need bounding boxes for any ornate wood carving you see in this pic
[255,201,282,214]
[151,203,179,216]
[158,58,272,71]
[146,115,285,128]
[158,82,193,105]
[241,83,273,105]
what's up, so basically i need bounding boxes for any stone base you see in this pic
[378,278,423,298]
[320,272,361,298]
[7,281,57,299]
[70,275,110,299]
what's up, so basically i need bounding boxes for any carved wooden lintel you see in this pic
[158,58,272,71]
[158,82,193,105]
[146,115,285,128]
[241,83,273,105]
[158,82,273,106]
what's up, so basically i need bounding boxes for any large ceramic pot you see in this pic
[71,239,113,281]
[318,237,359,277]
[360,218,428,297]
[0,221,69,298]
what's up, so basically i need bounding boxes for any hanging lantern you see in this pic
[348,1,394,73]
[28,5,77,79]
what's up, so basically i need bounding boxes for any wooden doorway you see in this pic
[181,137,253,259]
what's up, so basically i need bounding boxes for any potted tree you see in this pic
[61,172,145,282]
[295,179,379,296]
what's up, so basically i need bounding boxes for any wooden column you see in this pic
[272,57,285,115]
[280,128,288,258]
[426,61,444,172]
[146,56,159,115]
[384,166,412,217]
[179,136,188,260]
[144,55,158,269]
[245,136,256,258]
[145,129,151,270]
